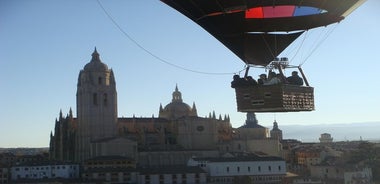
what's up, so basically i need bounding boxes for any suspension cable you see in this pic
[300,23,339,66]
[96,0,245,75]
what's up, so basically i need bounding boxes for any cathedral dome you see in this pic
[163,101,192,116]
[84,48,109,72]
[159,85,197,119]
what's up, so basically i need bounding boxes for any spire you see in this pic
[272,121,280,131]
[246,112,258,125]
[241,112,262,128]
[191,102,198,115]
[192,102,197,111]
[91,47,100,62]
[172,84,183,103]
[59,109,63,120]
[69,108,73,118]
[159,103,163,112]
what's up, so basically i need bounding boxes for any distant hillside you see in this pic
[0,147,49,155]
[281,122,380,142]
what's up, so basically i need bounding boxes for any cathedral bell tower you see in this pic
[76,48,117,162]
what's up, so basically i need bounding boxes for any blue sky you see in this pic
[0,0,379,147]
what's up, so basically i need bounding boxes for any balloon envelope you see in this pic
[162,0,365,66]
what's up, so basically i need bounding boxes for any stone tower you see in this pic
[270,121,283,141]
[75,48,117,162]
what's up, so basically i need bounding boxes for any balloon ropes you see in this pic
[161,0,366,113]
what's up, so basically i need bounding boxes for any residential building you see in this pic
[188,153,286,184]
[10,161,79,181]
[138,166,207,184]
[0,166,9,184]
[344,167,373,184]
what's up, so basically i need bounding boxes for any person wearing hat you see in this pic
[258,73,267,85]
[286,71,303,85]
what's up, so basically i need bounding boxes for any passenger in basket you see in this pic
[264,71,281,85]
[231,75,257,88]
[246,76,258,86]
[286,71,304,85]
[258,74,267,85]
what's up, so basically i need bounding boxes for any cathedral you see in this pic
[49,49,283,165]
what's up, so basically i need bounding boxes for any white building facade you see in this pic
[188,155,286,184]
[11,162,79,181]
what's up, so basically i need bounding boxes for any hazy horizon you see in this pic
[1,121,378,148]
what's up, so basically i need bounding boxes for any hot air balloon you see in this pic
[161,0,366,112]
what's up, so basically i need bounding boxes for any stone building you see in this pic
[219,113,283,157]
[49,49,283,164]
[270,121,283,141]
[319,133,333,143]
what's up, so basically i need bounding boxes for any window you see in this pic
[98,77,102,85]
[103,93,108,106]
[248,166,251,172]
[227,167,229,172]
[258,166,261,172]
[237,167,240,172]
[268,166,271,171]
[93,93,98,105]
[278,165,281,171]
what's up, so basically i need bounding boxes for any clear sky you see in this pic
[0,0,379,147]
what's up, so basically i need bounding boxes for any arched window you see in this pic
[98,77,102,85]
[93,93,97,105]
[103,93,108,106]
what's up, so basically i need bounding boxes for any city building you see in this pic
[0,165,8,184]
[319,133,333,143]
[294,147,326,167]
[344,167,373,184]
[10,161,79,181]
[270,121,283,141]
[49,49,284,169]
[188,153,286,184]
[137,166,207,184]
[81,156,137,183]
